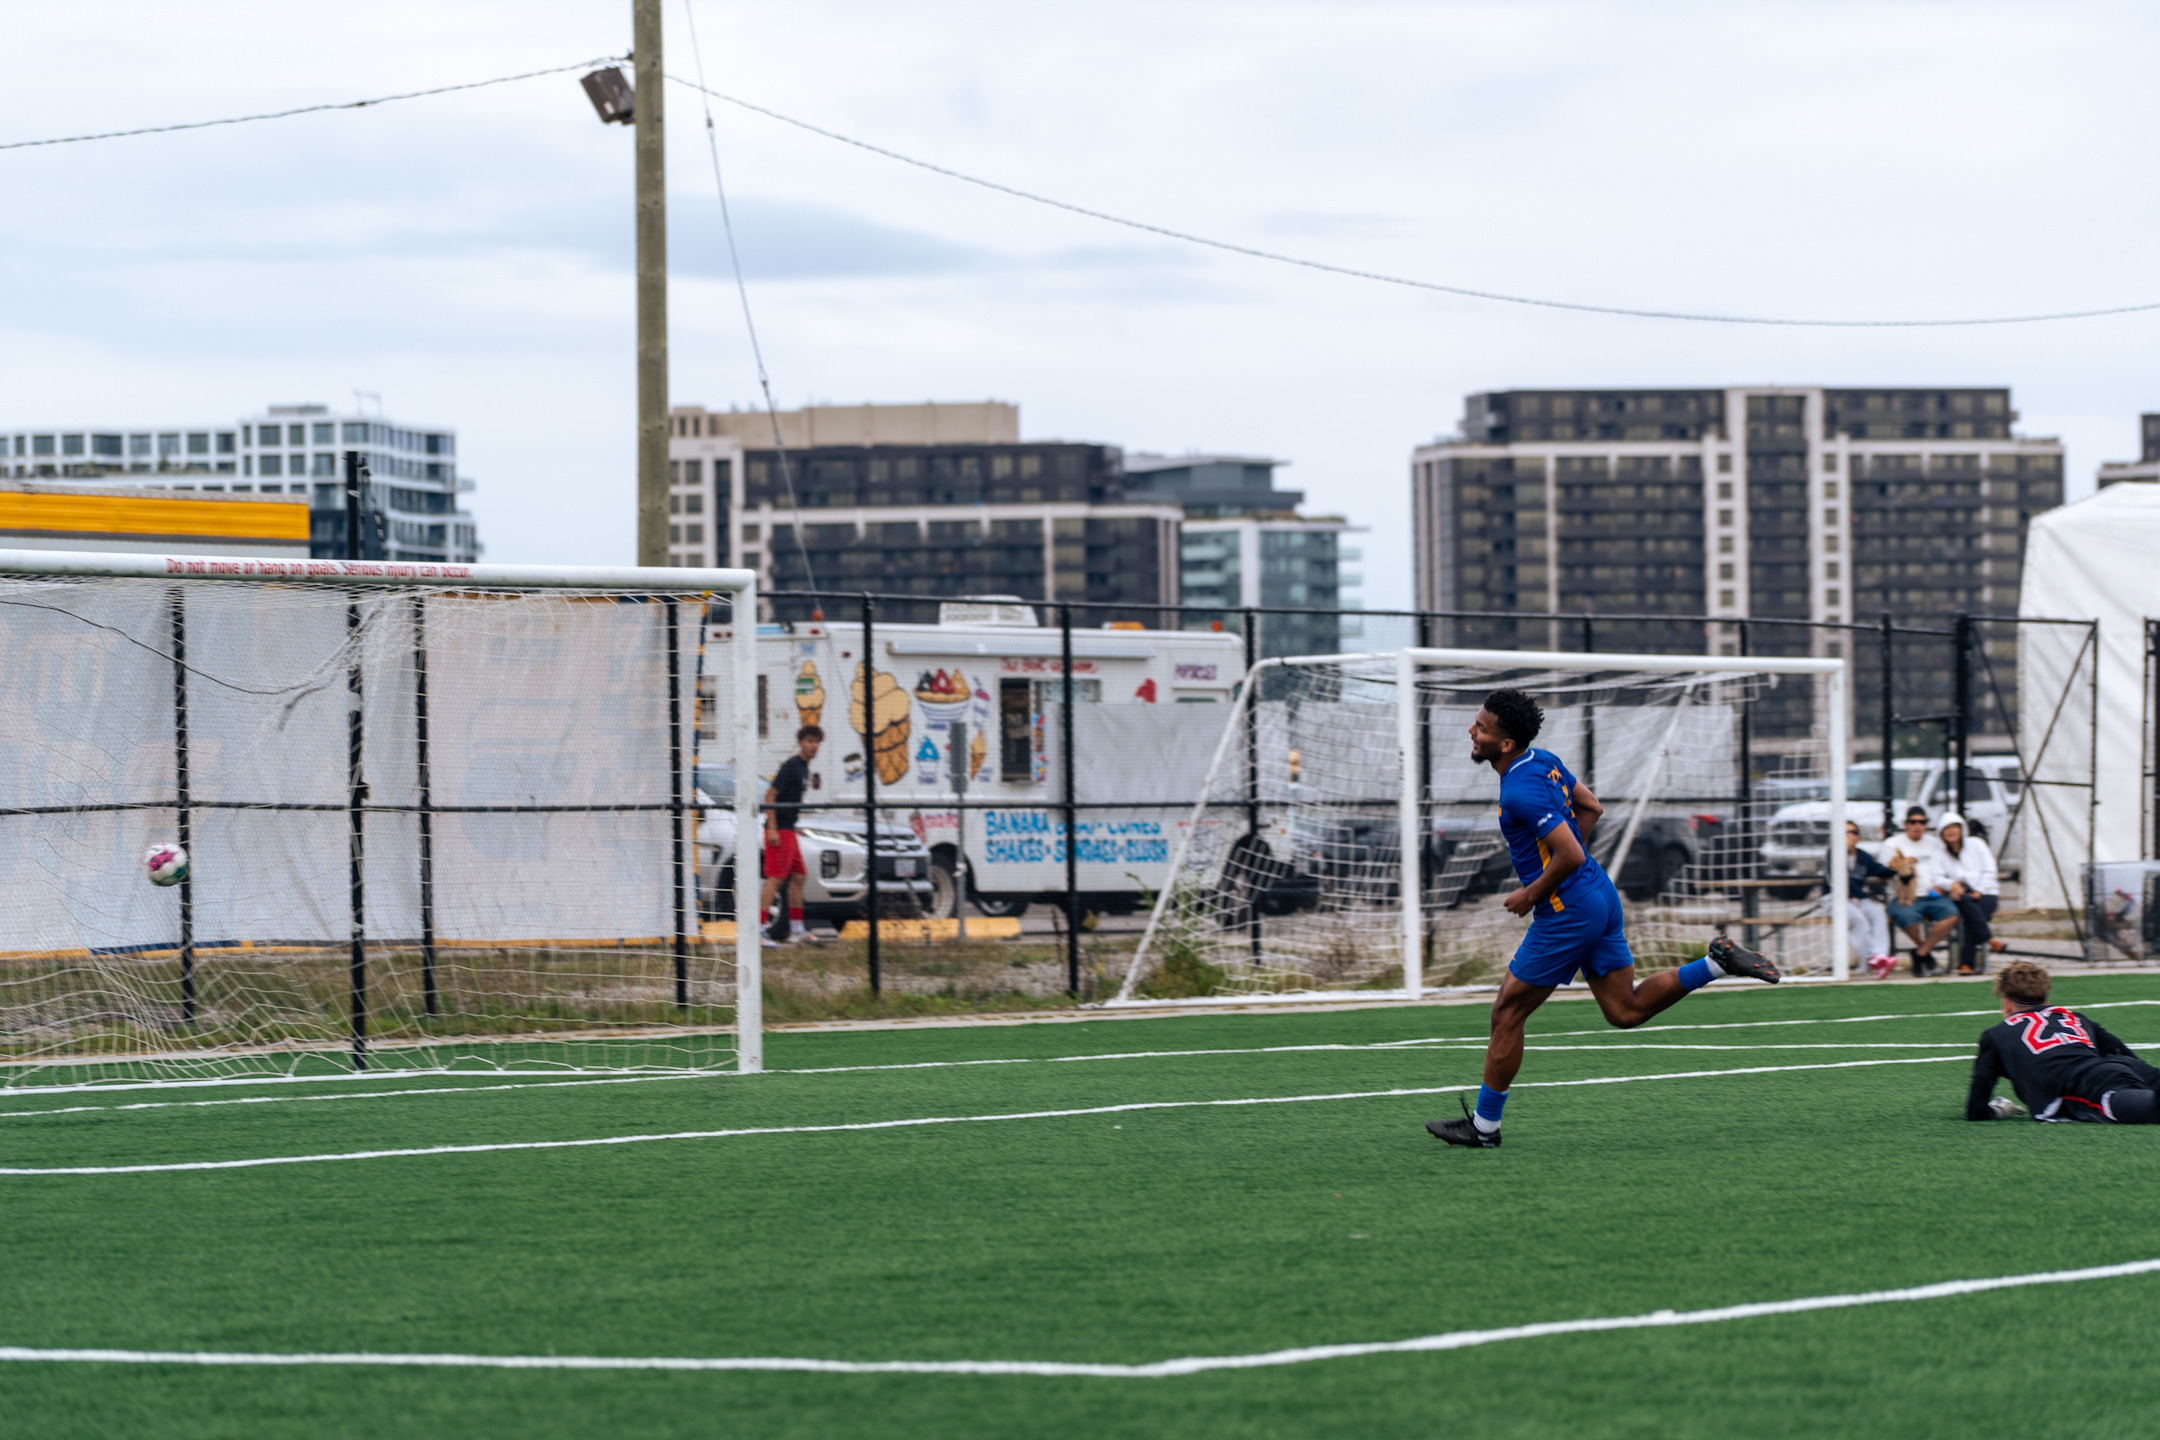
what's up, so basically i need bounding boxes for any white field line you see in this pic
[5,1256,2156,1378]
[0,1055,1966,1177]
[0,1041,1991,1122]
[6,996,2154,1106]
[6,997,2150,1115]
[0,1073,704,1120]
[0,1067,701,1098]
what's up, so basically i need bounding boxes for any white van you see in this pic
[1759,755,2025,878]
[708,600,1249,919]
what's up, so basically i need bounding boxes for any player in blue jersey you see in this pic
[1426,687,1781,1149]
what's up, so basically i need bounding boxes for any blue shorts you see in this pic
[1509,880,1634,988]
[1887,892,1958,929]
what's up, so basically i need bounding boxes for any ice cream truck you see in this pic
[710,598,1258,920]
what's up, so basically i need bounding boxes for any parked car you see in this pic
[1759,757,2023,879]
[1205,832,1325,928]
[694,765,937,922]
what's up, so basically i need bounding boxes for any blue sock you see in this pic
[1678,956,1718,992]
[1474,1084,1508,1132]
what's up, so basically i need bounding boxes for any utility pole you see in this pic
[633,0,669,567]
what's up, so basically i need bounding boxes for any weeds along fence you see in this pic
[752,591,2100,989]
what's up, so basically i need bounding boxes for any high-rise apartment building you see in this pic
[668,402,1179,620]
[0,404,480,564]
[1412,387,2063,745]
[2096,413,2160,488]
[1122,452,1304,517]
[1177,517,1363,657]
[1124,453,1364,658]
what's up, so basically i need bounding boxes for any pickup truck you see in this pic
[1759,757,2024,880]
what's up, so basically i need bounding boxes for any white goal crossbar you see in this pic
[0,549,766,1074]
[1113,646,1848,1005]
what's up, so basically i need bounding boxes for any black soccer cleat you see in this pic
[1427,1099,1501,1148]
[1708,934,1781,985]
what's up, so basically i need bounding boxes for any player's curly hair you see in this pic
[1995,960,2050,1007]
[1482,688,1544,748]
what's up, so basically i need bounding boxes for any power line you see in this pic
[678,2,817,598]
[7,53,2154,330]
[666,73,2160,330]
[0,58,626,152]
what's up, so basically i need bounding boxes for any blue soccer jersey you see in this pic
[1496,748,1611,915]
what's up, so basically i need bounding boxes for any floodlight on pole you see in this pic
[579,68,634,124]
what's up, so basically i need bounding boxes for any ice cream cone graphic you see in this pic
[794,660,825,730]
[849,661,912,786]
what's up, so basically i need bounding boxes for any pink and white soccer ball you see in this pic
[145,841,189,888]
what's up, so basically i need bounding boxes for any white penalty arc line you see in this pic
[0,1055,1965,1176]
[6,1256,2157,1377]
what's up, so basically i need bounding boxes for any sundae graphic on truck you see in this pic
[913,667,974,723]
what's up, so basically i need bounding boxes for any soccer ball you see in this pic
[145,841,189,888]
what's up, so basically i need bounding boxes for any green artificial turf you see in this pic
[4,975,2159,1438]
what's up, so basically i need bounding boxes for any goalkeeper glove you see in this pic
[1987,1096,2025,1120]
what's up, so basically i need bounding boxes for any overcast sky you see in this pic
[7,1,2156,608]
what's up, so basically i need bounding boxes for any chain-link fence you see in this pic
[742,591,2100,990]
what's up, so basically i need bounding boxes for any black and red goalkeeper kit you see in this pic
[1965,1006,2160,1123]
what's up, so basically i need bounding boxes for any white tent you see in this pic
[2016,482,2160,909]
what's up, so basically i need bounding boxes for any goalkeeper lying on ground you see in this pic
[1967,961,2160,1124]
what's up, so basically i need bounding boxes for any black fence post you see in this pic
[1879,611,1896,835]
[1580,614,1596,791]
[861,594,880,996]
[667,598,689,1009]
[1415,612,1434,976]
[2151,620,2160,860]
[412,597,437,1016]
[1243,608,1260,966]
[341,451,368,1069]
[1737,619,1756,951]
[1061,604,1080,996]
[169,589,194,1025]
[342,450,365,563]
[1953,612,1972,813]
[346,592,367,1071]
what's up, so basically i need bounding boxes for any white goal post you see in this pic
[0,549,763,1083]
[1114,646,1848,1004]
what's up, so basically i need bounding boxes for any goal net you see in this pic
[1113,647,1848,1003]
[0,551,760,1087]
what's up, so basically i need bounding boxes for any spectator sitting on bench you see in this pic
[1881,804,1957,976]
[1840,819,1899,979]
[1935,811,2007,976]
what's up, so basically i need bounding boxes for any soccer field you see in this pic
[5,975,2159,1439]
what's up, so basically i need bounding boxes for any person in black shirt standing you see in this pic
[1967,961,2160,1124]
[760,725,822,945]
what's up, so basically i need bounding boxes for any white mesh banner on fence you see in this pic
[0,566,753,1085]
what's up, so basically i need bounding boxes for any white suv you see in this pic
[1759,756,2024,879]
[692,766,936,922]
